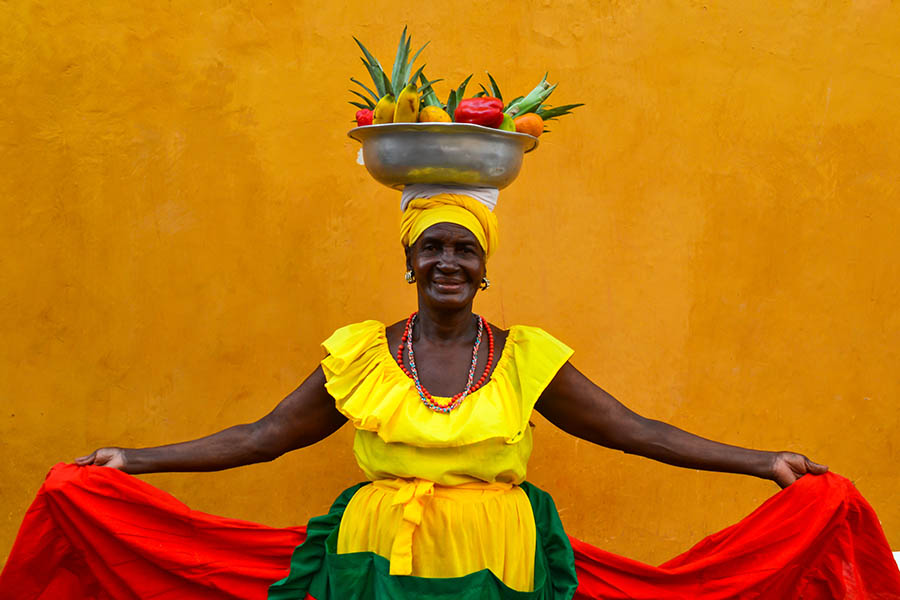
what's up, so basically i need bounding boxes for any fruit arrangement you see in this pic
[349,28,582,138]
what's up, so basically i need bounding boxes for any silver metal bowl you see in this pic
[348,123,538,190]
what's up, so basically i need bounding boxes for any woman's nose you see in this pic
[436,249,460,269]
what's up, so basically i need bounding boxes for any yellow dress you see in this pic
[321,320,573,592]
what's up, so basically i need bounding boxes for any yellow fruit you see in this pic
[373,94,396,124]
[513,113,544,137]
[499,113,515,131]
[418,105,452,123]
[393,83,419,123]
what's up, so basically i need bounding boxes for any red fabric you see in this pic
[570,472,900,599]
[0,464,305,600]
[2,464,899,599]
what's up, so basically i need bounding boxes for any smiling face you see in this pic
[406,222,486,311]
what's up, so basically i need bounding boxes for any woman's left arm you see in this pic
[534,362,828,488]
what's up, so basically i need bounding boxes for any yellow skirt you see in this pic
[336,478,537,592]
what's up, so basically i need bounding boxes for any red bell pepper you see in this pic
[454,97,504,128]
[355,109,374,126]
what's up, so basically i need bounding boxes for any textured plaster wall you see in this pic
[2,1,899,566]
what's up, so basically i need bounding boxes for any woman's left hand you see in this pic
[770,452,829,488]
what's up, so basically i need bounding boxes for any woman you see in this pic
[4,189,895,599]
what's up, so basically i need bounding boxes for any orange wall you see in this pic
[2,1,899,566]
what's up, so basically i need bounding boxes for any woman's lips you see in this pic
[432,279,465,292]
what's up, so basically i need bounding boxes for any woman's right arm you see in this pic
[74,365,347,474]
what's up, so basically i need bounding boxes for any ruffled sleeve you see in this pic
[321,320,406,435]
[494,326,574,443]
[321,321,573,447]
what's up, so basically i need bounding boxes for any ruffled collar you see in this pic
[375,321,515,402]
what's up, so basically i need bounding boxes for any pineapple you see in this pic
[349,27,441,124]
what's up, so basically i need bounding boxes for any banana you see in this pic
[393,83,419,123]
[373,94,396,124]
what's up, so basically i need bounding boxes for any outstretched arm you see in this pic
[75,365,347,475]
[534,362,827,488]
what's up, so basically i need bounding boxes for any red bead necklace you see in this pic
[395,312,495,413]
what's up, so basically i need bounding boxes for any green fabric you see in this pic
[267,482,578,600]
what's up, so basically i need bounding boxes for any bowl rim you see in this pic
[348,122,539,154]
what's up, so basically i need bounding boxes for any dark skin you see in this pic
[77,223,827,488]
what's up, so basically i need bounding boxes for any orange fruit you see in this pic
[514,113,544,137]
[418,105,452,123]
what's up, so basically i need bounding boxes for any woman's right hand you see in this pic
[75,447,128,471]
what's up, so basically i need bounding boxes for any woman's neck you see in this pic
[413,303,477,344]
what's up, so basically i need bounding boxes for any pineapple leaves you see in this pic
[354,28,429,101]
[380,71,393,98]
[445,74,473,118]
[536,103,585,121]
[354,39,388,97]
[354,37,385,73]
[358,58,387,98]
[407,64,427,93]
[387,27,430,97]
[419,71,443,107]
[457,74,473,99]
[486,72,503,102]
[455,74,473,102]
[390,26,409,97]
[350,77,380,103]
[445,90,458,118]
[349,89,376,109]
[406,42,430,86]
[418,78,443,94]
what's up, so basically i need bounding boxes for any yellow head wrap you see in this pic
[399,193,499,259]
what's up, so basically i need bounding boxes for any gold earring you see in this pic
[480,277,490,291]
[405,270,416,284]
